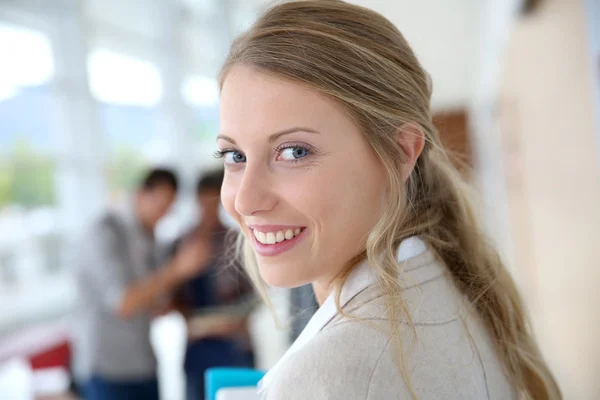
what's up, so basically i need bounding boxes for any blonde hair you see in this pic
[220,1,561,399]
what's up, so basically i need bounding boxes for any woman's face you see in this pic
[218,65,388,292]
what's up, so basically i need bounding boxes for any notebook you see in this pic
[205,368,265,400]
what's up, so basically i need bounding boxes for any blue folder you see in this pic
[205,367,266,400]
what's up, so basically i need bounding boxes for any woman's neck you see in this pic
[311,282,329,306]
[312,275,340,306]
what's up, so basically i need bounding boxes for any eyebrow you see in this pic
[216,127,320,145]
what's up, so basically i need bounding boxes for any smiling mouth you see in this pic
[252,227,304,245]
[248,226,307,257]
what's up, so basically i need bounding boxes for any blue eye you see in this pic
[279,146,310,161]
[220,150,246,164]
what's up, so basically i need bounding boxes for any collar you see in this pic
[257,236,428,396]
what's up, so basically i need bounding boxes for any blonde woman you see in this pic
[215,1,561,399]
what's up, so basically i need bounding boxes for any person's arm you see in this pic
[151,282,193,318]
[116,262,183,319]
[186,258,257,341]
[117,237,213,319]
[187,314,248,341]
[82,222,212,319]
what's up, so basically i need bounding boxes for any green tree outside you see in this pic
[107,145,148,197]
[0,138,55,208]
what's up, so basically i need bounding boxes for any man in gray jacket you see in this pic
[71,168,211,400]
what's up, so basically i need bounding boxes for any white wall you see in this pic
[348,0,481,111]
[499,0,600,398]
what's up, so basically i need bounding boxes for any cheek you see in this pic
[285,162,385,237]
[275,171,331,222]
[220,180,239,221]
[312,158,386,242]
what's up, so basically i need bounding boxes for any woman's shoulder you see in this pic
[269,314,512,400]
[267,268,516,399]
[267,315,488,399]
[337,255,465,326]
[266,320,404,399]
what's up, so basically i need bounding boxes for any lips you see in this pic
[248,225,306,257]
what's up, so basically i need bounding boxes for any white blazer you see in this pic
[260,238,517,399]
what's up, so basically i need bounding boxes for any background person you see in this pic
[71,168,211,400]
[171,169,256,400]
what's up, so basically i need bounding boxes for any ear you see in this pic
[395,123,425,182]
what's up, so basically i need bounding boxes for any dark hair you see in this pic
[140,168,178,191]
[196,169,224,195]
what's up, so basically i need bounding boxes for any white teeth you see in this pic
[252,228,303,245]
[276,231,285,243]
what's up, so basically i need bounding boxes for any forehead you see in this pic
[147,184,176,197]
[219,65,348,138]
[197,188,220,196]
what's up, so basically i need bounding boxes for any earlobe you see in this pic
[395,123,425,181]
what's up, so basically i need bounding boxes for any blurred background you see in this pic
[0,0,598,399]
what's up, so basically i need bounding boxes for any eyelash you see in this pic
[213,144,314,163]
[276,143,313,163]
[213,148,234,159]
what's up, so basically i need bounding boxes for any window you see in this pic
[182,75,219,141]
[0,23,56,210]
[182,75,221,168]
[0,87,58,209]
[88,49,166,205]
[0,23,61,290]
[87,49,163,106]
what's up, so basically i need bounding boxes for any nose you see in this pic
[234,164,278,217]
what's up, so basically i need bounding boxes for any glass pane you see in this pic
[0,86,58,209]
[88,48,165,205]
[87,49,163,107]
[0,23,57,211]
[99,102,160,204]
[0,23,65,339]
[182,75,220,167]
[0,23,54,89]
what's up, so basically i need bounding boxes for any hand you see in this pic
[171,237,212,281]
[187,315,246,341]
[150,298,180,317]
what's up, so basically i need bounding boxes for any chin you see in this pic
[257,260,312,289]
